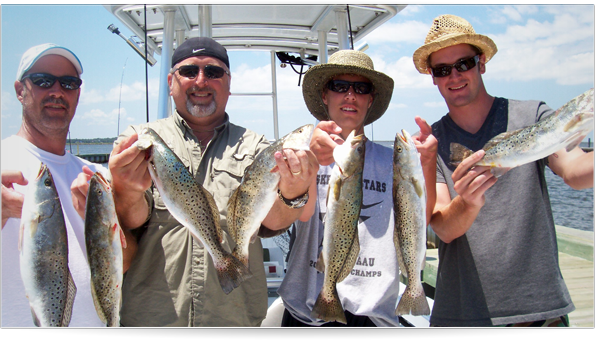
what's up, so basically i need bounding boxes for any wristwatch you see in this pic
[277,188,309,209]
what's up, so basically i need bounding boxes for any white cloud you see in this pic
[80,77,160,105]
[76,107,127,126]
[487,7,594,85]
[1,90,19,115]
[365,20,429,45]
[424,101,447,108]
[373,55,435,89]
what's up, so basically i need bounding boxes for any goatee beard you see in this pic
[187,99,216,118]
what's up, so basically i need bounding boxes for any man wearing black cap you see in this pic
[103,37,318,326]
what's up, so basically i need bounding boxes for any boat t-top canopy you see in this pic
[104,4,405,139]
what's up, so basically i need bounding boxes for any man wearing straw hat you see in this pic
[277,49,437,327]
[413,14,593,327]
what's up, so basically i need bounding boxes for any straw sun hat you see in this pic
[413,14,498,74]
[302,49,394,125]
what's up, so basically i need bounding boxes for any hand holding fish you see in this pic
[451,150,498,210]
[109,133,152,229]
[70,165,95,219]
[310,121,344,166]
[1,170,28,228]
[274,148,318,200]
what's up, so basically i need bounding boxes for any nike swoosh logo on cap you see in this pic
[193,48,205,53]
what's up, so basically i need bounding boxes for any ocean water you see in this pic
[70,142,594,232]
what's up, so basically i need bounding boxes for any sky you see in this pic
[1,3,594,145]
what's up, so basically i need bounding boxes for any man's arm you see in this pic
[412,116,438,224]
[548,146,594,190]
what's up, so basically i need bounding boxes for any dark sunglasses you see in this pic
[21,73,82,90]
[326,79,373,95]
[173,64,230,79]
[430,55,480,78]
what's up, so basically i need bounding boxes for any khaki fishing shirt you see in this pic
[119,111,276,327]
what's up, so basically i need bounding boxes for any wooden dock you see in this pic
[419,225,593,327]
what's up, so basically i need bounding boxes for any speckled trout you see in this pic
[451,88,594,177]
[85,172,126,326]
[311,130,365,324]
[135,127,252,294]
[227,124,313,268]
[19,163,76,327]
[393,130,430,316]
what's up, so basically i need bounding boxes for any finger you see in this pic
[452,149,485,181]
[274,151,292,178]
[414,116,432,137]
[2,171,28,187]
[316,120,342,135]
[283,149,303,177]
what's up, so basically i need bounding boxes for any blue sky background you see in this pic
[2,4,594,144]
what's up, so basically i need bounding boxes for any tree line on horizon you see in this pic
[67,137,117,144]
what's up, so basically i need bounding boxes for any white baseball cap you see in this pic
[16,43,83,81]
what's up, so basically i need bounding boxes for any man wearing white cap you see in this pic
[413,14,593,327]
[1,43,108,326]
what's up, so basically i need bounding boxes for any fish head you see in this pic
[36,163,56,193]
[135,127,164,162]
[394,129,419,163]
[88,172,112,200]
[333,130,365,177]
[282,124,314,151]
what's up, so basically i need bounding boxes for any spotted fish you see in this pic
[135,127,252,294]
[19,163,76,327]
[227,124,313,268]
[451,88,594,177]
[393,129,430,316]
[85,172,126,326]
[311,130,365,324]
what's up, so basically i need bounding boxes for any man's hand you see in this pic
[309,121,343,166]
[452,150,497,209]
[70,166,96,220]
[2,170,28,228]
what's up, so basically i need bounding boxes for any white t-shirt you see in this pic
[1,135,108,327]
[278,140,401,327]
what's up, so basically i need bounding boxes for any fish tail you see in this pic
[215,253,253,295]
[311,286,347,324]
[395,282,430,316]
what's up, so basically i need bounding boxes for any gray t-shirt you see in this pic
[430,97,575,326]
[278,140,402,327]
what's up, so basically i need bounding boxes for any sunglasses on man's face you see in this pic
[326,80,373,95]
[21,73,82,90]
[173,64,230,80]
[430,55,480,78]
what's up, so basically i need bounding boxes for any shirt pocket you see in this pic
[210,152,255,200]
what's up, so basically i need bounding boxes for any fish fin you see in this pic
[412,177,425,199]
[563,113,588,132]
[249,228,259,244]
[332,177,342,201]
[201,185,224,243]
[215,253,253,294]
[395,281,431,316]
[564,131,585,152]
[337,229,360,283]
[311,286,347,324]
[18,221,24,253]
[449,143,474,166]
[270,165,279,173]
[490,167,510,178]
[227,187,241,242]
[393,226,407,278]
[61,271,77,327]
[30,307,41,327]
[119,225,128,249]
[315,251,325,273]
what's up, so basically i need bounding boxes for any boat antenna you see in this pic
[347,4,354,50]
[117,57,128,136]
[144,4,150,123]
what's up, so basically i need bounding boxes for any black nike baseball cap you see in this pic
[171,37,230,69]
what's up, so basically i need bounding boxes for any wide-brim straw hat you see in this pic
[302,49,394,125]
[413,14,498,74]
